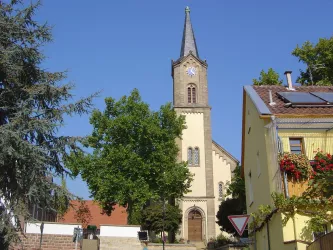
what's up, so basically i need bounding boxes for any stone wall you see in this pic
[10,233,76,250]
[99,236,141,250]
[147,243,197,250]
[214,245,247,250]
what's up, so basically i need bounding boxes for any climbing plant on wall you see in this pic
[249,150,333,234]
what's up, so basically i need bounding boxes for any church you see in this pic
[172,7,239,242]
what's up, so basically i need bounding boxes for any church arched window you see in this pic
[187,147,193,165]
[194,147,199,165]
[218,182,224,200]
[187,84,197,104]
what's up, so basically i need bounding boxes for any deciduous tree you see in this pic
[216,166,247,236]
[74,201,92,228]
[292,37,333,85]
[252,68,282,86]
[66,89,193,224]
[141,202,182,234]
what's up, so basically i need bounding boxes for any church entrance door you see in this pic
[188,210,202,241]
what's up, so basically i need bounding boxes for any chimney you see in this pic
[269,90,276,106]
[284,71,295,90]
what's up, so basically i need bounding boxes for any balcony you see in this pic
[266,116,333,195]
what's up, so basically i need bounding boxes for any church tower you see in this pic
[172,7,216,241]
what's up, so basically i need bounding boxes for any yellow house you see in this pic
[241,72,333,250]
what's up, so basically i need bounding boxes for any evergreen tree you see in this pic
[0,1,95,246]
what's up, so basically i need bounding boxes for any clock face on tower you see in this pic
[186,67,196,77]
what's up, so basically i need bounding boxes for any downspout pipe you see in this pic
[267,222,271,250]
[273,117,297,250]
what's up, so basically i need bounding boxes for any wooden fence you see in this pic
[307,232,333,250]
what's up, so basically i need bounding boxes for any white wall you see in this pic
[100,225,141,237]
[26,222,81,235]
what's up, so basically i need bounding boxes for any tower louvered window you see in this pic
[192,87,196,103]
[188,87,192,103]
[187,85,197,104]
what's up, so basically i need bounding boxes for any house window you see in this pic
[248,171,254,205]
[257,151,261,177]
[289,138,303,154]
[187,147,193,165]
[187,84,197,104]
[313,225,327,240]
[194,147,199,165]
[218,182,224,200]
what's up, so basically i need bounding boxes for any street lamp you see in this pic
[162,197,165,250]
[162,171,166,250]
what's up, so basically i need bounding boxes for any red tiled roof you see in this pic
[60,200,127,228]
[252,85,333,115]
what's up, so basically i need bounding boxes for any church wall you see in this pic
[212,150,232,236]
[182,112,207,197]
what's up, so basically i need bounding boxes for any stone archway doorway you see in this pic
[188,209,202,241]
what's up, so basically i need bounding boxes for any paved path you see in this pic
[194,241,206,250]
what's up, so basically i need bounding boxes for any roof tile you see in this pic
[252,85,333,115]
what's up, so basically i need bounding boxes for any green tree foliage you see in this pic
[0,1,95,245]
[216,166,247,236]
[141,202,182,234]
[55,177,70,220]
[252,68,283,86]
[73,201,92,228]
[292,37,333,85]
[226,165,246,201]
[66,89,193,224]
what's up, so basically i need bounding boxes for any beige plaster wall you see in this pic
[212,150,232,236]
[243,94,273,213]
[182,112,207,197]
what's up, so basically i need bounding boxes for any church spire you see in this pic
[180,6,199,58]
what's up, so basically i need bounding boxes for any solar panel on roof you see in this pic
[277,92,327,105]
[310,92,333,103]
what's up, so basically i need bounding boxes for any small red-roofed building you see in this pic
[60,200,127,228]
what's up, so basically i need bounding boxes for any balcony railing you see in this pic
[281,174,309,198]
[307,231,333,250]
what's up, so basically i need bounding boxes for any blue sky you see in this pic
[36,0,333,199]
